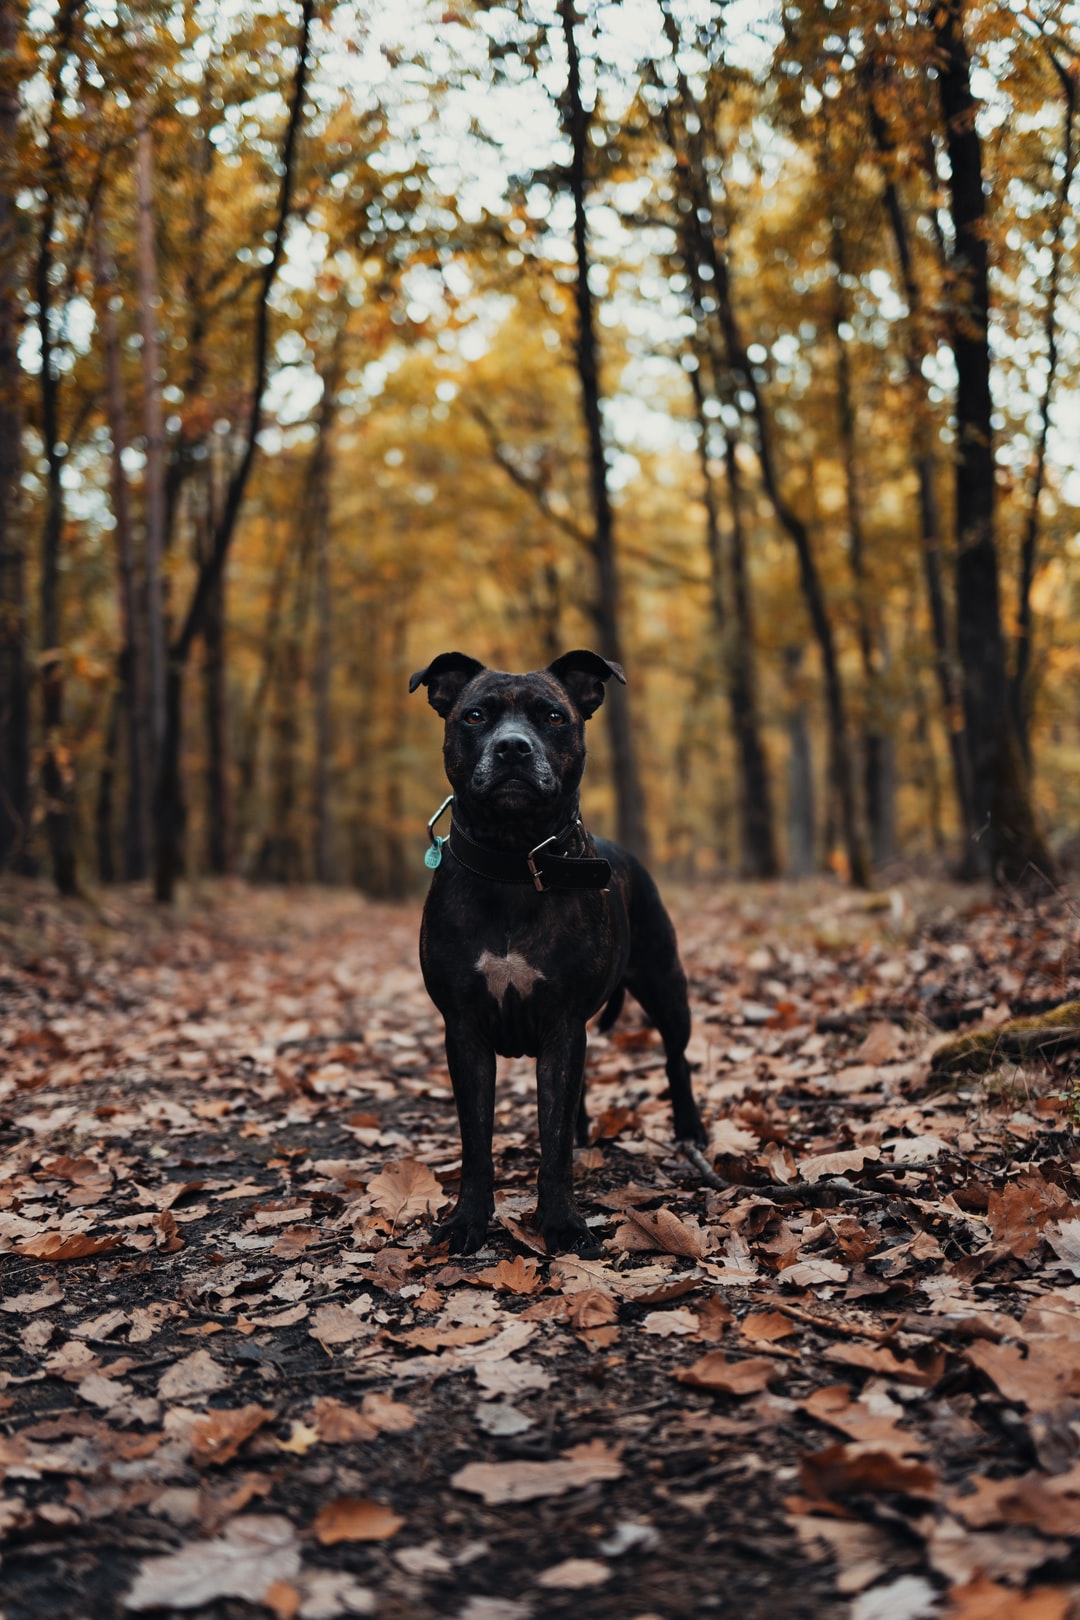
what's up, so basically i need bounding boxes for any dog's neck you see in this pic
[450,796,584,853]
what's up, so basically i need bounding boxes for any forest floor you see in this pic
[1,873,1079,1620]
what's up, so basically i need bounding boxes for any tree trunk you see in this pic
[202,560,229,875]
[154,0,314,901]
[0,0,29,872]
[135,96,167,807]
[656,0,866,886]
[783,647,816,878]
[935,0,1052,887]
[685,288,777,879]
[558,0,650,861]
[1010,50,1075,765]
[865,63,977,859]
[36,1,82,897]
[310,343,342,885]
[92,209,147,879]
[828,222,893,866]
[95,678,121,883]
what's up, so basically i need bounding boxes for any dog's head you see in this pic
[409,650,626,839]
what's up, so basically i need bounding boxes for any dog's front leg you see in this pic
[431,1021,496,1254]
[535,1019,594,1255]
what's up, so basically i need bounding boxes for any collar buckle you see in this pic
[526,833,557,892]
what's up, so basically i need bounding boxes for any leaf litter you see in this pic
[0,877,1079,1616]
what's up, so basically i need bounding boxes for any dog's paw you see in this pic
[540,1213,601,1259]
[430,1203,493,1255]
[674,1108,708,1149]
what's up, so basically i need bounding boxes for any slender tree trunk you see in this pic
[92,209,147,879]
[656,1,866,886]
[783,647,816,878]
[685,278,778,878]
[95,678,121,883]
[36,2,82,896]
[135,96,167,813]
[0,0,29,871]
[154,0,314,901]
[935,0,1052,886]
[828,223,893,865]
[558,0,650,861]
[310,341,342,885]
[1010,50,1075,765]
[202,560,229,875]
[866,59,976,857]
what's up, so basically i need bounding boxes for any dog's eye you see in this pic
[547,710,567,726]
[463,709,484,726]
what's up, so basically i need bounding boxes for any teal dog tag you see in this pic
[424,837,445,870]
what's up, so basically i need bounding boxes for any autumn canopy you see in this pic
[0,0,1077,894]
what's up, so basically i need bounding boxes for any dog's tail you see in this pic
[597,985,625,1033]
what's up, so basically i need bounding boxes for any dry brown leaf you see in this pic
[15,1231,121,1262]
[537,1558,610,1589]
[311,1397,378,1444]
[965,1336,1080,1412]
[944,1576,1071,1619]
[190,1405,271,1468]
[800,1386,922,1455]
[675,1352,778,1395]
[477,1256,543,1296]
[825,1341,946,1388]
[948,1463,1080,1537]
[361,1392,416,1433]
[450,1440,623,1505]
[796,1147,880,1184]
[799,1444,938,1501]
[123,1514,301,1611]
[312,1497,404,1545]
[564,1289,618,1330]
[157,1350,230,1401]
[308,1303,372,1349]
[366,1160,447,1225]
[619,1206,706,1259]
[740,1311,797,1345]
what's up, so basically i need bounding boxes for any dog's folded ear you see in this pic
[547,650,627,720]
[409,653,486,717]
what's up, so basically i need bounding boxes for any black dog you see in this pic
[410,649,706,1256]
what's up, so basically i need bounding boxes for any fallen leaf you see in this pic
[123,1514,301,1611]
[451,1440,623,1504]
[157,1350,229,1401]
[366,1160,448,1225]
[797,1147,880,1184]
[674,1352,778,1395]
[190,1406,271,1467]
[312,1497,404,1545]
[800,1444,938,1501]
[477,1256,543,1295]
[537,1557,610,1589]
[15,1231,121,1261]
[740,1311,797,1345]
[311,1398,377,1444]
[944,1576,1070,1618]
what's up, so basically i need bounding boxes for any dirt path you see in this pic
[1,877,1079,1619]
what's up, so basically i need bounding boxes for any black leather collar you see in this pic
[447,818,612,892]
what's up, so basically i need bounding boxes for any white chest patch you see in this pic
[475,950,546,1005]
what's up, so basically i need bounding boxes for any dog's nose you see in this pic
[494,731,534,759]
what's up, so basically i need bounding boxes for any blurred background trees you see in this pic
[0,0,1077,899]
